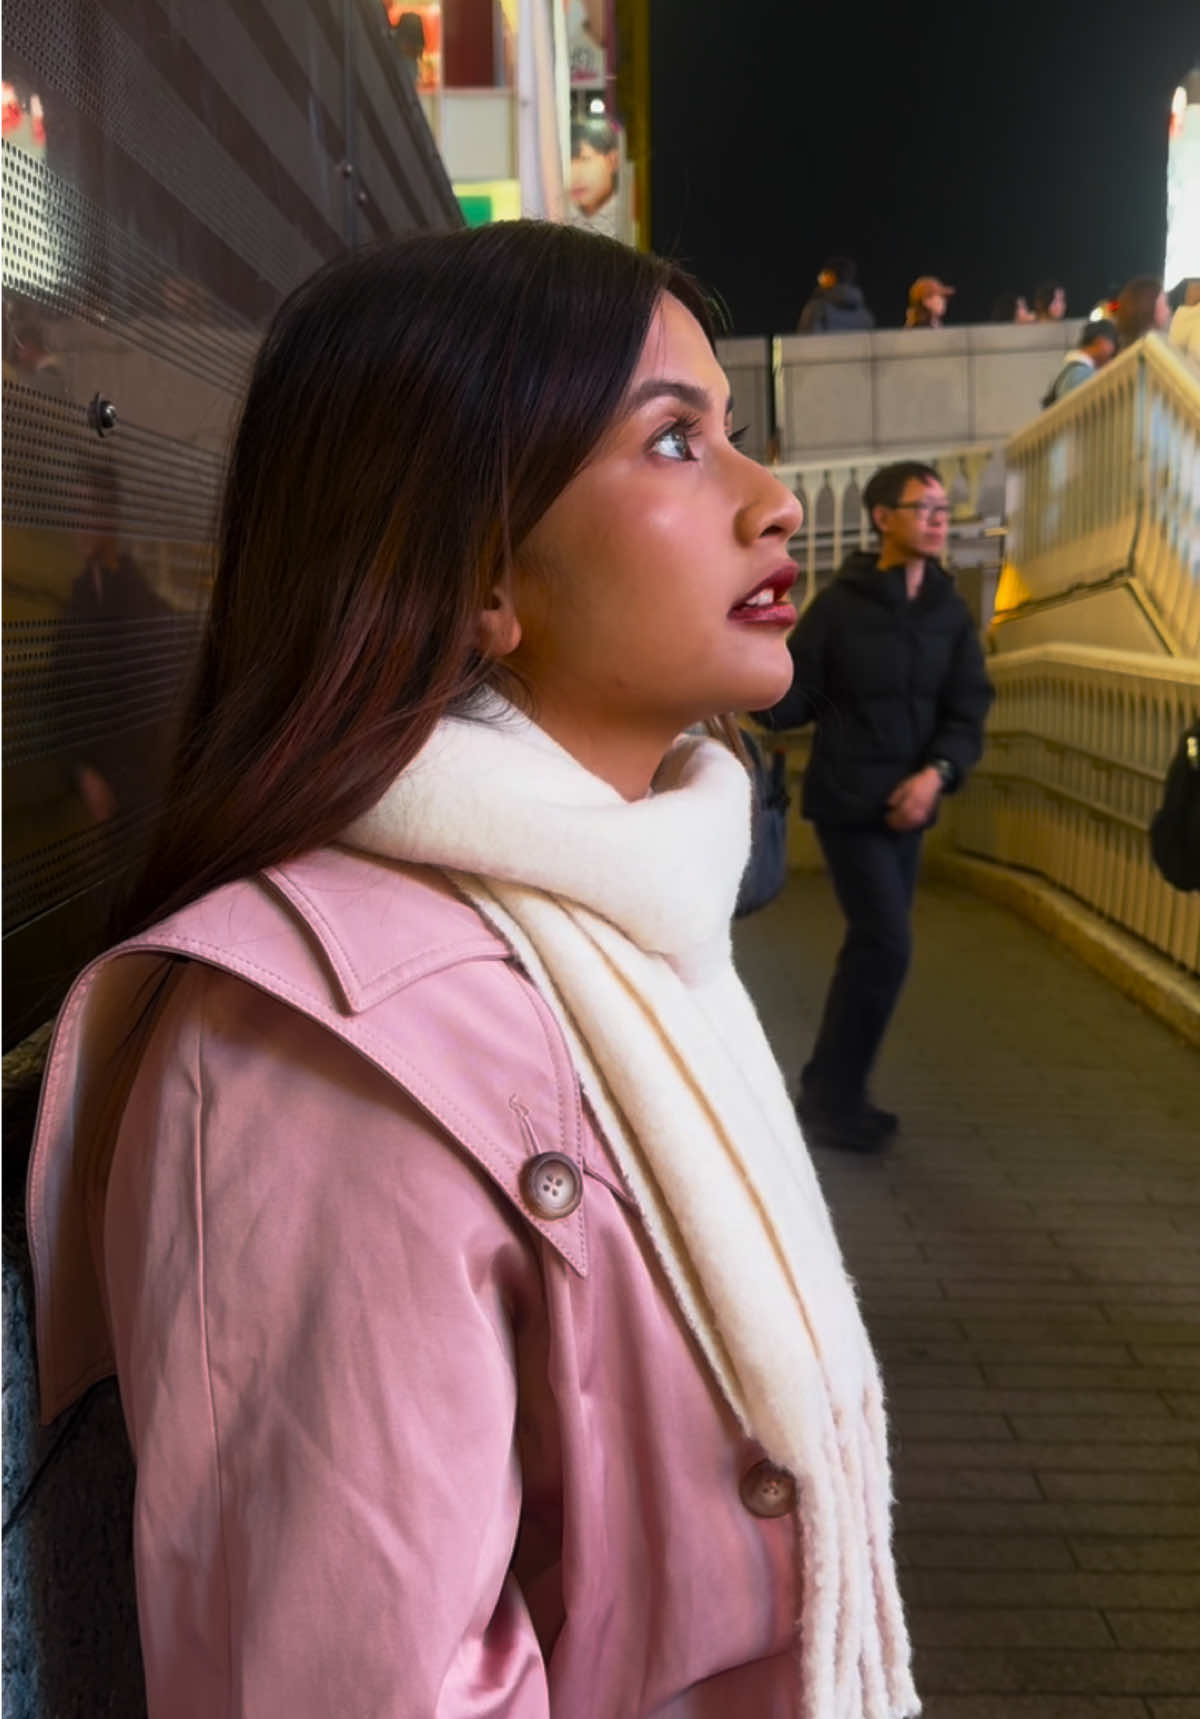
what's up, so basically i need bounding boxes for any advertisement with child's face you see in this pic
[567,87,627,240]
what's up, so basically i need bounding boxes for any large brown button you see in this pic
[739,1459,796,1519]
[519,1152,583,1220]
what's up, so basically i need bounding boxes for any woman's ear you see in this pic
[475,575,522,660]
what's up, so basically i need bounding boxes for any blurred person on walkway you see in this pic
[1032,279,1067,320]
[26,223,921,1719]
[797,255,875,333]
[990,290,1035,323]
[1169,279,1200,362]
[1115,274,1170,348]
[387,10,427,83]
[752,461,993,1153]
[1150,714,1200,893]
[905,276,953,328]
[1041,317,1118,406]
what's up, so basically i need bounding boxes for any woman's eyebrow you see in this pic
[624,378,734,416]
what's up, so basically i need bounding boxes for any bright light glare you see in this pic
[1165,81,1200,284]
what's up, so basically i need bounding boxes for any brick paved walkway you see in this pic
[735,873,1200,1719]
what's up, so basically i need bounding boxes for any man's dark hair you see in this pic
[1080,317,1117,349]
[571,116,618,156]
[821,255,857,284]
[862,461,941,530]
[1033,279,1063,314]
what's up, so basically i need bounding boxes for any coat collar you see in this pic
[837,549,954,609]
[28,848,585,1423]
[264,847,508,1013]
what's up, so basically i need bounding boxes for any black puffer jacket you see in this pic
[796,283,875,334]
[753,551,994,828]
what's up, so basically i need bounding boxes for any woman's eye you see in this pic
[652,423,696,462]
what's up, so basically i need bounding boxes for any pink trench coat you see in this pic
[29,847,808,1718]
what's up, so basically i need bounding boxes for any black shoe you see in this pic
[865,1104,899,1136]
[795,1093,891,1154]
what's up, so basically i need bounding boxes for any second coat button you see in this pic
[739,1460,796,1519]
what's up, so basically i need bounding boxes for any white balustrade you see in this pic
[772,443,1005,610]
[955,645,1200,973]
[1002,335,1200,657]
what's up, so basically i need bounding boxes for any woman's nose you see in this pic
[736,467,803,545]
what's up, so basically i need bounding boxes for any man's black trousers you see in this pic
[802,823,924,1114]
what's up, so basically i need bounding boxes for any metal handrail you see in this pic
[983,728,1166,784]
[771,440,1001,488]
[969,767,1150,835]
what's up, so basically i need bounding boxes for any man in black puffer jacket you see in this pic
[753,460,994,1152]
[797,257,876,334]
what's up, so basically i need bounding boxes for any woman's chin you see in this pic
[727,653,795,716]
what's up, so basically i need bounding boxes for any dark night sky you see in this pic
[649,1,1200,335]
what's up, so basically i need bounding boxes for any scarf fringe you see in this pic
[458,878,919,1717]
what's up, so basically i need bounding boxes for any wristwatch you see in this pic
[929,758,956,790]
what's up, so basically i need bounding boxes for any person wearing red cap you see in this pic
[905,276,954,328]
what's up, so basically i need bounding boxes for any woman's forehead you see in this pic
[631,296,730,404]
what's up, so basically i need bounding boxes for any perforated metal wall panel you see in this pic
[3,0,461,1046]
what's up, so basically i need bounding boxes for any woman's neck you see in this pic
[517,700,679,801]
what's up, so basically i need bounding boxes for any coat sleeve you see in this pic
[750,592,830,731]
[927,611,995,789]
[104,964,552,1719]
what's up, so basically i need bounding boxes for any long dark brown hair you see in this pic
[1114,275,1164,348]
[124,222,720,934]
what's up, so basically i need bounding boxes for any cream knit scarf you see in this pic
[343,703,919,1719]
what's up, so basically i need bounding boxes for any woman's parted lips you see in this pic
[730,563,799,612]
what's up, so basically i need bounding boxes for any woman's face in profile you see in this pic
[569,144,618,215]
[501,295,803,748]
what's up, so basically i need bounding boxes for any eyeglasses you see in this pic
[891,502,951,522]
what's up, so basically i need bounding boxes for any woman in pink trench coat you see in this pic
[34,853,800,1716]
[28,223,919,1718]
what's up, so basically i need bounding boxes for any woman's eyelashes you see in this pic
[649,417,750,462]
[651,415,702,461]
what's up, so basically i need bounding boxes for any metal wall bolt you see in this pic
[88,394,117,436]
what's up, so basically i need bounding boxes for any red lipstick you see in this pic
[728,563,798,627]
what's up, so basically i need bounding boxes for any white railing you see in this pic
[1001,335,1200,657]
[772,443,1005,609]
[954,645,1200,973]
